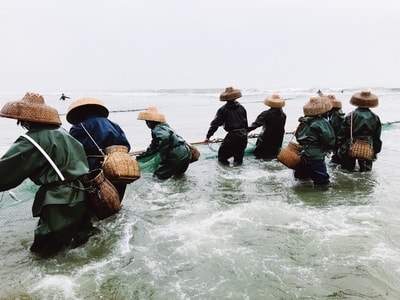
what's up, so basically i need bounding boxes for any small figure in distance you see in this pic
[59,93,70,101]
[247,93,286,159]
[204,86,248,166]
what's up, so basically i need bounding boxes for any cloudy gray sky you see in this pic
[1,0,399,92]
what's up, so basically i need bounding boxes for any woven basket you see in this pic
[348,139,373,160]
[102,145,141,183]
[81,169,121,220]
[277,141,302,169]
[186,143,200,163]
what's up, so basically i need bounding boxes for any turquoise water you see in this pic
[0,88,399,299]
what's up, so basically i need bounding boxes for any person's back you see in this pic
[337,90,382,172]
[67,98,131,200]
[0,92,92,256]
[248,93,286,158]
[137,107,192,179]
[70,115,130,169]
[294,95,335,185]
[205,87,248,165]
[296,116,335,160]
[326,94,345,164]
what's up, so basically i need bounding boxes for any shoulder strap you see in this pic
[80,123,106,156]
[21,134,65,181]
[350,112,353,140]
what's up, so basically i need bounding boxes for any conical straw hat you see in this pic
[0,92,61,125]
[326,94,342,108]
[350,90,378,108]
[137,106,166,122]
[66,98,109,124]
[264,93,285,108]
[220,87,242,101]
[303,95,333,116]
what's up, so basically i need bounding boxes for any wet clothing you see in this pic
[69,115,131,200]
[137,122,191,179]
[206,100,248,164]
[337,108,382,172]
[294,116,335,185]
[0,125,90,255]
[248,107,286,159]
[327,108,345,163]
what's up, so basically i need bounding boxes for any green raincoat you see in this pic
[337,108,382,157]
[137,123,191,179]
[0,125,90,254]
[296,116,335,160]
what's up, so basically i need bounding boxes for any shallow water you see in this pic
[0,88,400,299]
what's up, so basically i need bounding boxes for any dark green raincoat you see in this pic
[0,125,90,254]
[137,123,191,179]
[296,116,335,160]
[328,108,345,163]
[337,108,382,171]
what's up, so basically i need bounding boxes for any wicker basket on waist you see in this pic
[348,139,373,160]
[277,141,302,169]
[102,145,141,183]
[81,169,121,220]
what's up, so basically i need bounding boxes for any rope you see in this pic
[129,120,400,156]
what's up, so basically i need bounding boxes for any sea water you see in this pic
[0,88,399,299]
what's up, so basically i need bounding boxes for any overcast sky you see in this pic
[0,0,399,92]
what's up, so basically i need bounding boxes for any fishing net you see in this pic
[0,179,37,226]
[137,152,162,172]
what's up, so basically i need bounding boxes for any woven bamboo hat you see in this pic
[303,95,333,116]
[220,87,242,101]
[0,92,61,125]
[264,93,285,108]
[326,94,342,108]
[137,106,166,122]
[66,98,109,124]
[350,90,378,108]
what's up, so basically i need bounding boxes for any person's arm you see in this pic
[205,108,224,142]
[0,138,40,190]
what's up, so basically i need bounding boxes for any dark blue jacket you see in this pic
[69,115,130,170]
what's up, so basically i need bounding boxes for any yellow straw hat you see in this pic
[66,98,109,125]
[0,92,61,125]
[326,94,342,108]
[350,90,378,108]
[137,106,166,122]
[220,87,242,101]
[264,93,285,108]
[303,95,333,116]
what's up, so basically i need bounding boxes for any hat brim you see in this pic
[66,104,109,124]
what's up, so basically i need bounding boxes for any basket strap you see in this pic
[350,112,353,141]
[80,123,106,156]
[21,134,65,181]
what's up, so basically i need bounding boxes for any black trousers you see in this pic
[218,130,248,164]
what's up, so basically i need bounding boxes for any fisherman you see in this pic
[204,86,248,165]
[0,92,95,256]
[326,94,345,164]
[247,93,286,159]
[294,95,335,185]
[136,106,192,179]
[59,93,70,101]
[337,90,382,172]
[67,98,132,201]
